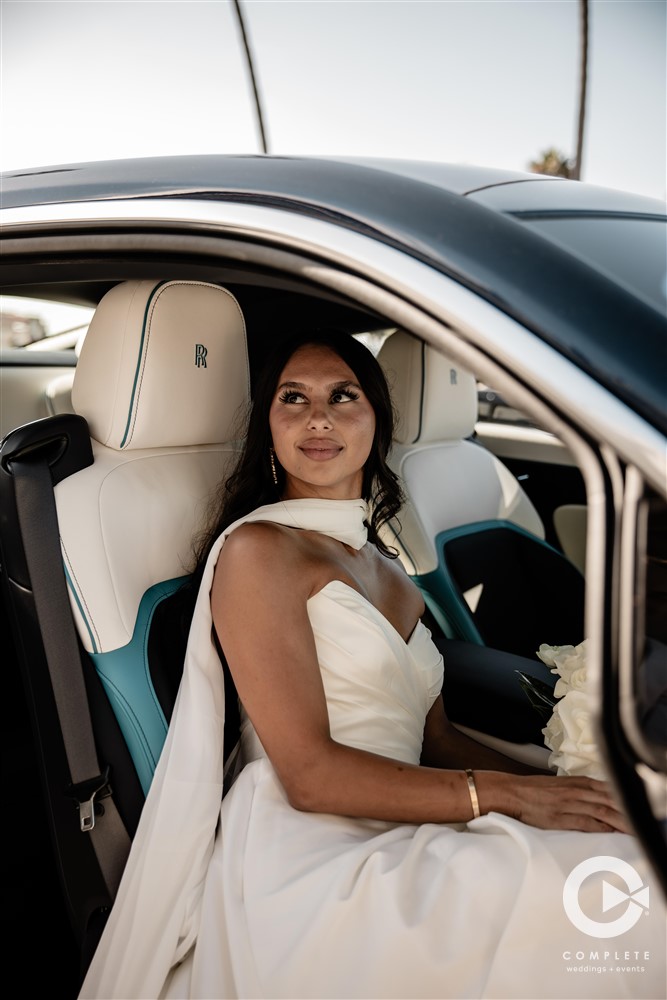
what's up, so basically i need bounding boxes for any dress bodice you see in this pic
[240,579,444,767]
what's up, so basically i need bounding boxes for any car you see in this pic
[1,155,665,995]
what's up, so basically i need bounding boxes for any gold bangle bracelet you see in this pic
[465,769,481,819]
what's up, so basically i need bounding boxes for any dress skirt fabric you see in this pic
[80,500,667,1000]
[163,757,665,1000]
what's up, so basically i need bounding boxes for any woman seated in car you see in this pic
[81,330,665,1000]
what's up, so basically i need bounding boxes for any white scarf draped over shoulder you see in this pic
[80,498,369,999]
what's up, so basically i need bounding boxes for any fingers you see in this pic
[566,779,631,833]
[594,805,631,835]
[512,775,631,833]
[560,807,630,834]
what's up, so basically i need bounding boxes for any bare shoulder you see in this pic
[217,520,303,570]
[214,521,315,597]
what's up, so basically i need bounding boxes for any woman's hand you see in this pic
[476,771,631,834]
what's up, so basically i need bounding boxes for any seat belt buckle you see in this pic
[67,766,112,832]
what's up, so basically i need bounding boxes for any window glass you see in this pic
[635,487,667,757]
[0,296,93,355]
[476,384,536,427]
[354,329,394,356]
[643,489,667,674]
[519,217,667,315]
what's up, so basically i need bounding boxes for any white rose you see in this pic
[554,663,589,699]
[558,688,594,743]
[536,643,569,669]
[542,706,565,757]
[555,754,606,780]
[539,637,606,778]
[537,640,589,697]
[549,688,607,780]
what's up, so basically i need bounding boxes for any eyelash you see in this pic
[278,388,360,405]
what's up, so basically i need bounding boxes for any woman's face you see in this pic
[269,343,376,501]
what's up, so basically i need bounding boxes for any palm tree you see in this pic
[529,148,574,178]
[529,1,589,180]
[232,0,269,154]
[572,0,589,180]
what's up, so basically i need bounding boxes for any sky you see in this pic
[1,0,665,203]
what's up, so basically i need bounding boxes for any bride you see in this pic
[81,331,665,999]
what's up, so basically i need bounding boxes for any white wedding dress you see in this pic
[80,500,666,1000]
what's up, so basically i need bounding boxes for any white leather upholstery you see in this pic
[380,328,477,444]
[45,371,76,416]
[73,280,248,449]
[553,504,587,574]
[55,280,250,653]
[378,330,544,575]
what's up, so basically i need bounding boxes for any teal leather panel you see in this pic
[414,520,558,645]
[90,575,188,795]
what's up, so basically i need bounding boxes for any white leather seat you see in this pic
[378,329,584,657]
[553,503,587,574]
[54,279,250,792]
[378,329,544,576]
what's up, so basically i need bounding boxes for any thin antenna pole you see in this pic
[573,0,589,180]
[232,0,269,154]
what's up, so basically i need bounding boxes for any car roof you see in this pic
[0,155,533,202]
[2,155,666,433]
[3,153,663,212]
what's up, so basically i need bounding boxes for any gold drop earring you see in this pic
[269,448,279,486]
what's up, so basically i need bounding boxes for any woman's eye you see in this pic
[331,389,359,403]
[278,391,307,404]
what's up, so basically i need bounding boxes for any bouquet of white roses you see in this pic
[536,640,607,780]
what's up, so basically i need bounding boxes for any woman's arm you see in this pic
[212,526,628,834]
[420,696,549,775]
[419,696,631,830]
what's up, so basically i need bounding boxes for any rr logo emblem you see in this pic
[195,344,208,368]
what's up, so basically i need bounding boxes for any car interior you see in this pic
[0,261,623,986]
[376,330,586,662]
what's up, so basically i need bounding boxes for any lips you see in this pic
[298,439,343,462]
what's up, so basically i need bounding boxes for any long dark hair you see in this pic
[192,330,404,585]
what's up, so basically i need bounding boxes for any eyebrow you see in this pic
[277,379,361,392]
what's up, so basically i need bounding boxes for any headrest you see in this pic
[72,280,250,450]
[379,330,477,444]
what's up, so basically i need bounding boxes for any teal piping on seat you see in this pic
[119,280,170,449]
[414,566,485,646]
[63,562,100,654]
[413,520,565,646]
[90,575,187,795]
[417,587,458,640]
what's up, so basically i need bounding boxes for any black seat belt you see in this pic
[11,454,131,898]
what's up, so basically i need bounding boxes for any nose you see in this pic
[307,402,333,431]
